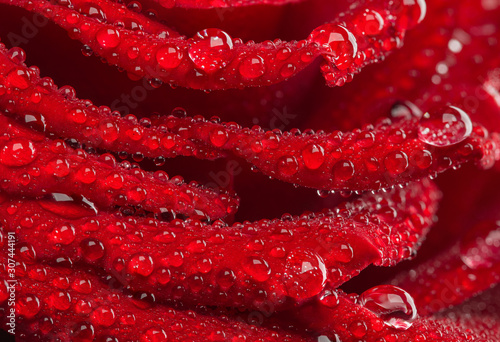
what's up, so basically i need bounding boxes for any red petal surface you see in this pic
[0,0,499,341]
[1,0,424,89]
[0,179,438,311]
[0,249,315,342]
[0,114,239,220]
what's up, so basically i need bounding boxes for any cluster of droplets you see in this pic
[0,178,438,324]
[0,242,315,342]
[3,0,429,90]
[0,115,237,220]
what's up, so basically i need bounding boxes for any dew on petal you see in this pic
[309,24,358,70]
[0,139,37,167]
[283,248,327,299]
[188,28,234,74]
[243,256,271,282]
[359,285,417,330]
[418,106,472,147]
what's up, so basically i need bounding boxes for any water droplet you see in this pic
[0,139,36,166]
[7,47,26,63]
[209,128,229,147]
[309,24,358,70]
[22,112,47,132]
[359,285,417,330]
[18,242,37,263]
[69,108,87,124]
[302,144,325,169]
[96,28,120,48]
[71,278,93,294]
[49,224,76,245]
[355,9,384,36]
[47,158,70,177]
[216,268,236,290]
[392,0,427,30]
[333,160,355,181]
[243,256,271,282]
[280,63,297,78]
[128,253,154,276]
[16,294,41,318]
[80,238,105,261]
[277,155,299,176]
[384,151,409,175]
[460,220,500,269]
[105,172,124,189]
[143,327,168,342]
[390,101,422,120]
[319,289,340,308]
[283,248,327,299]
[156,45,183,69]
[188,28,233,74]
[77,3,106,22]
[331,242,354,263]
[71,321,95,342]
[239,55,265,79]
[418,106,472,147]
[6,67,31,89]
[349,320,367,337]
[49,291,72,311]
[91,306,116,327]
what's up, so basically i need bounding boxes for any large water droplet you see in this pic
[359,285,417,330]
[188,28,234,74]
[283,248,327,299]
[0,138,36,166]
[418,106,472,146]
[309,24,358,70]
[460,220,500,269]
